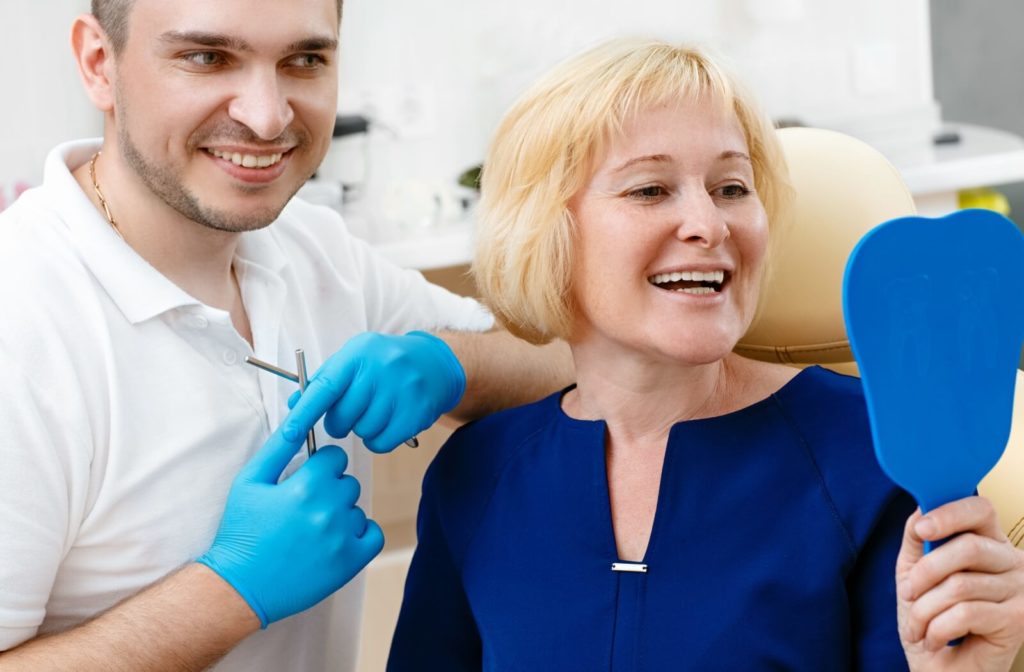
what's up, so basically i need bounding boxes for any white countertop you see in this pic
[371,122,1024,271]
[895,122,1024,196]
[372,224,476,271]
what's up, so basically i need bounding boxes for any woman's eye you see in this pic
[629,185,667,201]
[717,184,751,199]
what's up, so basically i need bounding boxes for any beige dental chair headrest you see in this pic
[744,129,1024,580]
[735,127,917,371]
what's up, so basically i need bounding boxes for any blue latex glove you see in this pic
[288,331,466,453]
[196,423,384,628]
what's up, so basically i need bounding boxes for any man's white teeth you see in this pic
[208,149,283,168]
[650,270,726,284]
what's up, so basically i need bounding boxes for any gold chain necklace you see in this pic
[88,151,126,241]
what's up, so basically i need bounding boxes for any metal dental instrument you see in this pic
[244,355,420,450]
[244,356,299,383]
[295,349,317,457]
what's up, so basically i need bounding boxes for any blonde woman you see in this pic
[388,39,1024,671]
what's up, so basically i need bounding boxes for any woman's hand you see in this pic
[898,496,1024,671]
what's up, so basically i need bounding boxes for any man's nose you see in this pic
[227,70,295,141]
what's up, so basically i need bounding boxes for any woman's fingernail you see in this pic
[915,518,936,538]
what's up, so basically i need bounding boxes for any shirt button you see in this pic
[188,315,209,330]
[222,350,239,366]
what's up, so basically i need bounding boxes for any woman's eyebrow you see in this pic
[612,150,751,174]
[611,154,672,174]
[720,150,752,162]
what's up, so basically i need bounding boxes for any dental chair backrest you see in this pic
[736,127,1024,553]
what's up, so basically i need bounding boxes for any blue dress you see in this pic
[388,366,915,671]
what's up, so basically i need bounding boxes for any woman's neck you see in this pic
[563,346,798,448]
[564,350,730,442]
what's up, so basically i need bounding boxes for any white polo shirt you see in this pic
[0,140,492,670]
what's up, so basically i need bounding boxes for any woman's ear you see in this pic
[70,13,115,112]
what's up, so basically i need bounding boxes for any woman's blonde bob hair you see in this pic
[473,37,791,344]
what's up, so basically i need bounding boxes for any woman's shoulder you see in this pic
[418,390,568,556]
[767,364,873,462]
[769,365,914,543]
[424,389,567,495]
[773,364,867,415]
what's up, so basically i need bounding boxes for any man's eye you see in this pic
[290,54,328,69]
[628,185,667,201]
[183,52,224,67]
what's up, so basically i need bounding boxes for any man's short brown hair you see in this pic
[91,0,344,53]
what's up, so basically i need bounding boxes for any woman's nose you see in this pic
[227,70,295,140]
[672,192,730,248]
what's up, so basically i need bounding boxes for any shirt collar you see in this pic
[43,139,289,325]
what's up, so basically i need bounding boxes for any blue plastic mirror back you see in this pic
[843,209,1024,515]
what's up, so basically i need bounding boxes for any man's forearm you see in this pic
[0,564,260,672]
[438,329,575,422]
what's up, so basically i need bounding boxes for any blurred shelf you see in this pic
[369,123,1024,271]
[896,123,1024,196]
[372,225,474,271]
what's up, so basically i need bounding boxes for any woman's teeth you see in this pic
[650,270,725,284]
[207,149,284,169]
[648,270,727,295]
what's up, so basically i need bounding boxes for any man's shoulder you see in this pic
[0,190,88,283]
[0,190,106,345]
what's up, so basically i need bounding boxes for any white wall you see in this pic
[0,0,934,224]
[0,0,98,194]
[333,0,936,241]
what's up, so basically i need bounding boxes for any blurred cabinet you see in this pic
[357,265,476,672]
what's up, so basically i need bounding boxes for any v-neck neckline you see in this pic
[549,365,825,567]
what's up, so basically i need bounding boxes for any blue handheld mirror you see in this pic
[843,209,1024,542]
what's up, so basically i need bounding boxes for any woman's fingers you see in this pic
[902,533,1019,602]
[919,599,1024,653]
[915,497,1004,544]
[903,571,1015,643]
[897,495,1024,664]
[899,497,1016,602]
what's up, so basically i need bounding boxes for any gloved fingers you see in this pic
[333,474,362,508]
[348,506,369,537]
[365,398,434,454]
[302,445,349,480]
[357,519,386,559]
[323,372,374,439]
[352,396,398,451]
[286,356,359,435]
[237,423,306,485]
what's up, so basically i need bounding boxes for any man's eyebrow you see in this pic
[284,37,339,53]
[159,31,252,52]
[157,32,338,55]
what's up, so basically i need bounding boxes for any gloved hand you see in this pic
[288,331,466,453]
[196,423,384,628]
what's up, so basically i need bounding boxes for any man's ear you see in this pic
[70,13,115,112]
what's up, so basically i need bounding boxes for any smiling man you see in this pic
[0,1,571,670]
